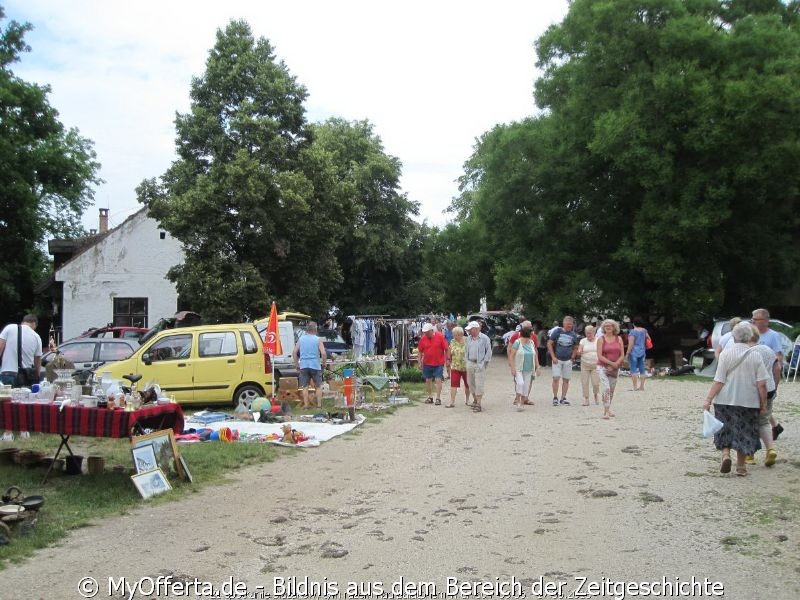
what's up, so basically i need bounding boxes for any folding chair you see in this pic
[785,334,800,382]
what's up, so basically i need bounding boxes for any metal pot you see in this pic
[21,495,45,512]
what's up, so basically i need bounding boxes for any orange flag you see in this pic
[264,301,283,355]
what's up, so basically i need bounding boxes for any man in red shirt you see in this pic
[417,322,450,405]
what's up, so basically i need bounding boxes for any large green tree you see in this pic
[448,0,800,322]
[0,8,100,321]
[309,118,425,316]
[141,21,429,321]
[140,20,323,322]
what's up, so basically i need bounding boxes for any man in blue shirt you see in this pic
[751,308,785,441]
[293,321,328,410]
[547,316,579,406]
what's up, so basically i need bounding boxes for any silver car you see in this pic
[706,318,793,367]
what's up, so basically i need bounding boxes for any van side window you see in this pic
[150,334,192,361]
[241,331,258,354]
[199,332,237,357]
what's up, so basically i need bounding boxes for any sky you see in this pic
[4,0,570,231]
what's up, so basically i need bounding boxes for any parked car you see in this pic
[313,328,349,357]
[96,323,270,407]
[255,320,299,379]
[77,325,149,340]
[44,338,140,382]
[466,311,521,352]
[705,318,794,367]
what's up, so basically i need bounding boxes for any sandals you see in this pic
[434,398,441,406]
[523,400,535,405]
[735,466,748,477]
[720,457,732,474]
[424,397,434,404]
[445,403,454,408]
[472,404,482,412]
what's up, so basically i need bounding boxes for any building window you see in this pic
[113,298,148,328]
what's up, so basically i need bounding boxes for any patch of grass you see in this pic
[660,374,712,383]
[743,495,799,526]
[0,435,279,567]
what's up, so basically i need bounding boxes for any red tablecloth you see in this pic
[0,402,184,438]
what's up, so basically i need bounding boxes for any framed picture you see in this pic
[131,443,158,474]
[178,454,192,483]
[131,468,172,499]
[131,429,182,479]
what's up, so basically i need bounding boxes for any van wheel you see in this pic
[234,384,264,409]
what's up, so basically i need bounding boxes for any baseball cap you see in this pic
[421,323,434,332]
[465,321,480,331]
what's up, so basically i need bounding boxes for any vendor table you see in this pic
[0,402,185,483]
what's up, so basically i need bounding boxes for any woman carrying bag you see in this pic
[703,322,768,476]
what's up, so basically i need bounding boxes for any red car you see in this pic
[78,326,149,340]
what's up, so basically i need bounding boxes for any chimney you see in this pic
[99,208,109,233]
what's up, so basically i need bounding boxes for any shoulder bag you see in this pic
[17,325,39,387]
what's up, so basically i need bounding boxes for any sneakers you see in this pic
[552,397,559,406]
[559,398,570,406]
[745,455,756,465]
[1,432,13,442]
[19,431,30,440]
[772,423,784,441]
[765,448,778,467]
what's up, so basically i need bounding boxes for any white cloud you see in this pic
[4,0,569,229]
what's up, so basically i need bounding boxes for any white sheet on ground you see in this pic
[182,413,366,448]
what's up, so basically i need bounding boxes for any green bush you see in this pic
[398,365,424,383]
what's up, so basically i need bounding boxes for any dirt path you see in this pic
[2,362,799,599]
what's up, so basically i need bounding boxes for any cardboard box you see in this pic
[279,377,299,390]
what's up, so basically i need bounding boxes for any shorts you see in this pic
[298,368,322,388]
[629,354,646,375]
[422,364,444,380]
[552,360,573,380]
[450,369,469,390]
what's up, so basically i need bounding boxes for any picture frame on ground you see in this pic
[131,443,158,474]
[130,429,182,478]
[131,468,172,499]
[178,454,192,483]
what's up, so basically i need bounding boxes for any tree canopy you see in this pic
[439,0,800,322]
[140,20,427,321]
[0,7,100,322]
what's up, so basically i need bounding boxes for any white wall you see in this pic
[56,210,185,340]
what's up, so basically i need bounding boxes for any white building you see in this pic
[49,208,185,340]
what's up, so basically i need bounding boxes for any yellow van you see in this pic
[97,323,271,407]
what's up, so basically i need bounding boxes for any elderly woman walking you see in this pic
[446,326,471,408]
[703,322,768,476]
[508,325,541,410]
[596,319,624,419]
[577,325,600,406]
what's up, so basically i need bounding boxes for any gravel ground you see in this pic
[1,360,799,600]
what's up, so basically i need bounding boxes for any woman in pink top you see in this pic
[596,319,624,419]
